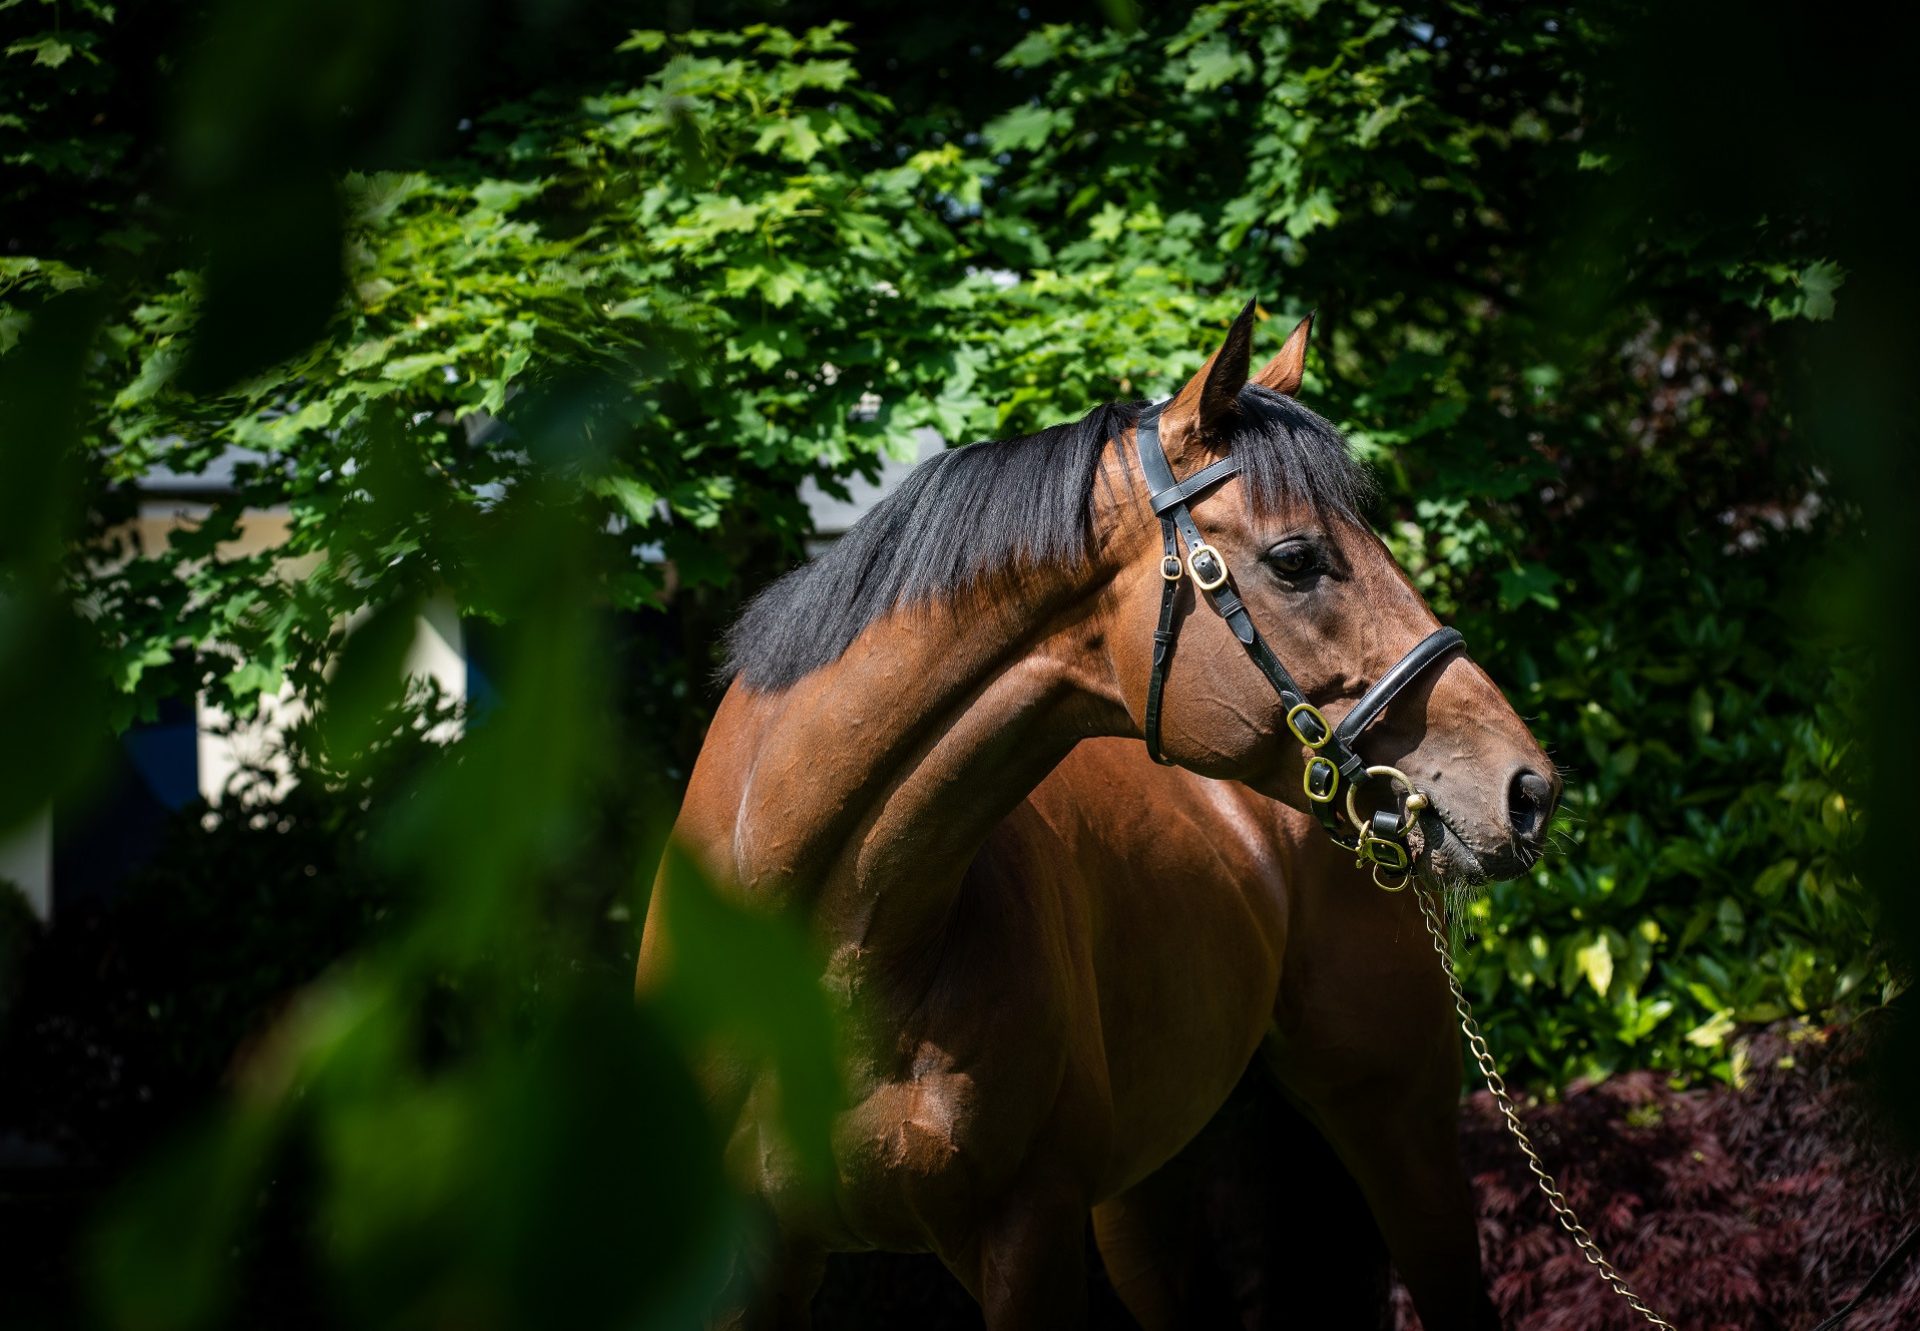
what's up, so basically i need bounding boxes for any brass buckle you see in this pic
[1303,755,1339,803]
[1160,554,1184,582]
[1286,702,1331,749]
[1356,835,1410,872]
[1186,542,1229,591]
[1357,831,1412,891]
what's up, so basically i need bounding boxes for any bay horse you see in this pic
[637,303,1557,1330]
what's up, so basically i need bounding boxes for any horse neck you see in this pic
[682,553,1134,948]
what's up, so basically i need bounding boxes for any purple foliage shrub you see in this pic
[1399,1022,1920,1331]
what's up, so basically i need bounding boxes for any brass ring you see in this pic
[1160,554,1183,581]
[1372,863,1411,892]
[1345,763,1419,836]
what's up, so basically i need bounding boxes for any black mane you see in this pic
[723,385,1372,692]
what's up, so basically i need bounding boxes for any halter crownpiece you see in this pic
[1135,404,1465,883]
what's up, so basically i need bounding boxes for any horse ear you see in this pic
[1252,312,1313,396]
[1160,298,1257,463]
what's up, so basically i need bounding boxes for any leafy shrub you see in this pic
[1453,537,1873,1087]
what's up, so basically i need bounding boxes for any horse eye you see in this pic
[1264,541,1320,579]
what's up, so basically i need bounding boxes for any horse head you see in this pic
[1100,302,1558,885]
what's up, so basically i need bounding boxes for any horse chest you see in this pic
[809,912,1100,1247]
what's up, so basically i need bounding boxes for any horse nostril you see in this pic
[1508,770,1556,848]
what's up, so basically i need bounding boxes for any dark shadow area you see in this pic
[816,1064,1392,1329]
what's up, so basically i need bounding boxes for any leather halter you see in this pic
[1135,404,1465,869]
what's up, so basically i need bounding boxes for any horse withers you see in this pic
[638,302,1556,1330]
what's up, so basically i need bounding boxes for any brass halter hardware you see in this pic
[1185,542,1229,591]
[1286,701,1332,749]
[1302,754,1340,803]
[1346,765,1422,842]
[1346,766,1428,891]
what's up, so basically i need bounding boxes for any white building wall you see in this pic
[408,593,466,743]
[195,593,467,805]
[798,428,946,552]
[0,809,52,919]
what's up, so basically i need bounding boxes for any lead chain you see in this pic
[1412,885,1680,1330]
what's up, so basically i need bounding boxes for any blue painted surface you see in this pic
[122,703,198,810]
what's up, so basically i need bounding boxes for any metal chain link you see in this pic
[1413,885,1680,1330]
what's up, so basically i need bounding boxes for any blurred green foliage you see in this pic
[0,0,1893,1325]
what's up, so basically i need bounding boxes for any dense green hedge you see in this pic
[1449,534,1869,1084]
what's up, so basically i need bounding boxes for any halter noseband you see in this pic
[1136,405,1465,886]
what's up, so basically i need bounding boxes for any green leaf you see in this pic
[648,847,844,1186]
[340,337,394,372]
[999,25,1070,69]
[1496,562,1561,611]
[114,346,184,409]
[1686,1010,1737,1048]
[1088,202,1127,243]
[7,35,76,67]
[1184,36,1251,92]
[692,194,762,234]
[1767,259,1845,322]
[1753,859,1799,899]
[317,596,422,771]
[593,473,659,524]
[983,104,1070,153]
[380,353,449,382]
[470,178,546,214]
[755,114,823,163]
[1688,685,1714,738]
[1575,935,1614,999]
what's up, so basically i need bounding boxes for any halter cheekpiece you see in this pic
[1135,404,1465,886]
